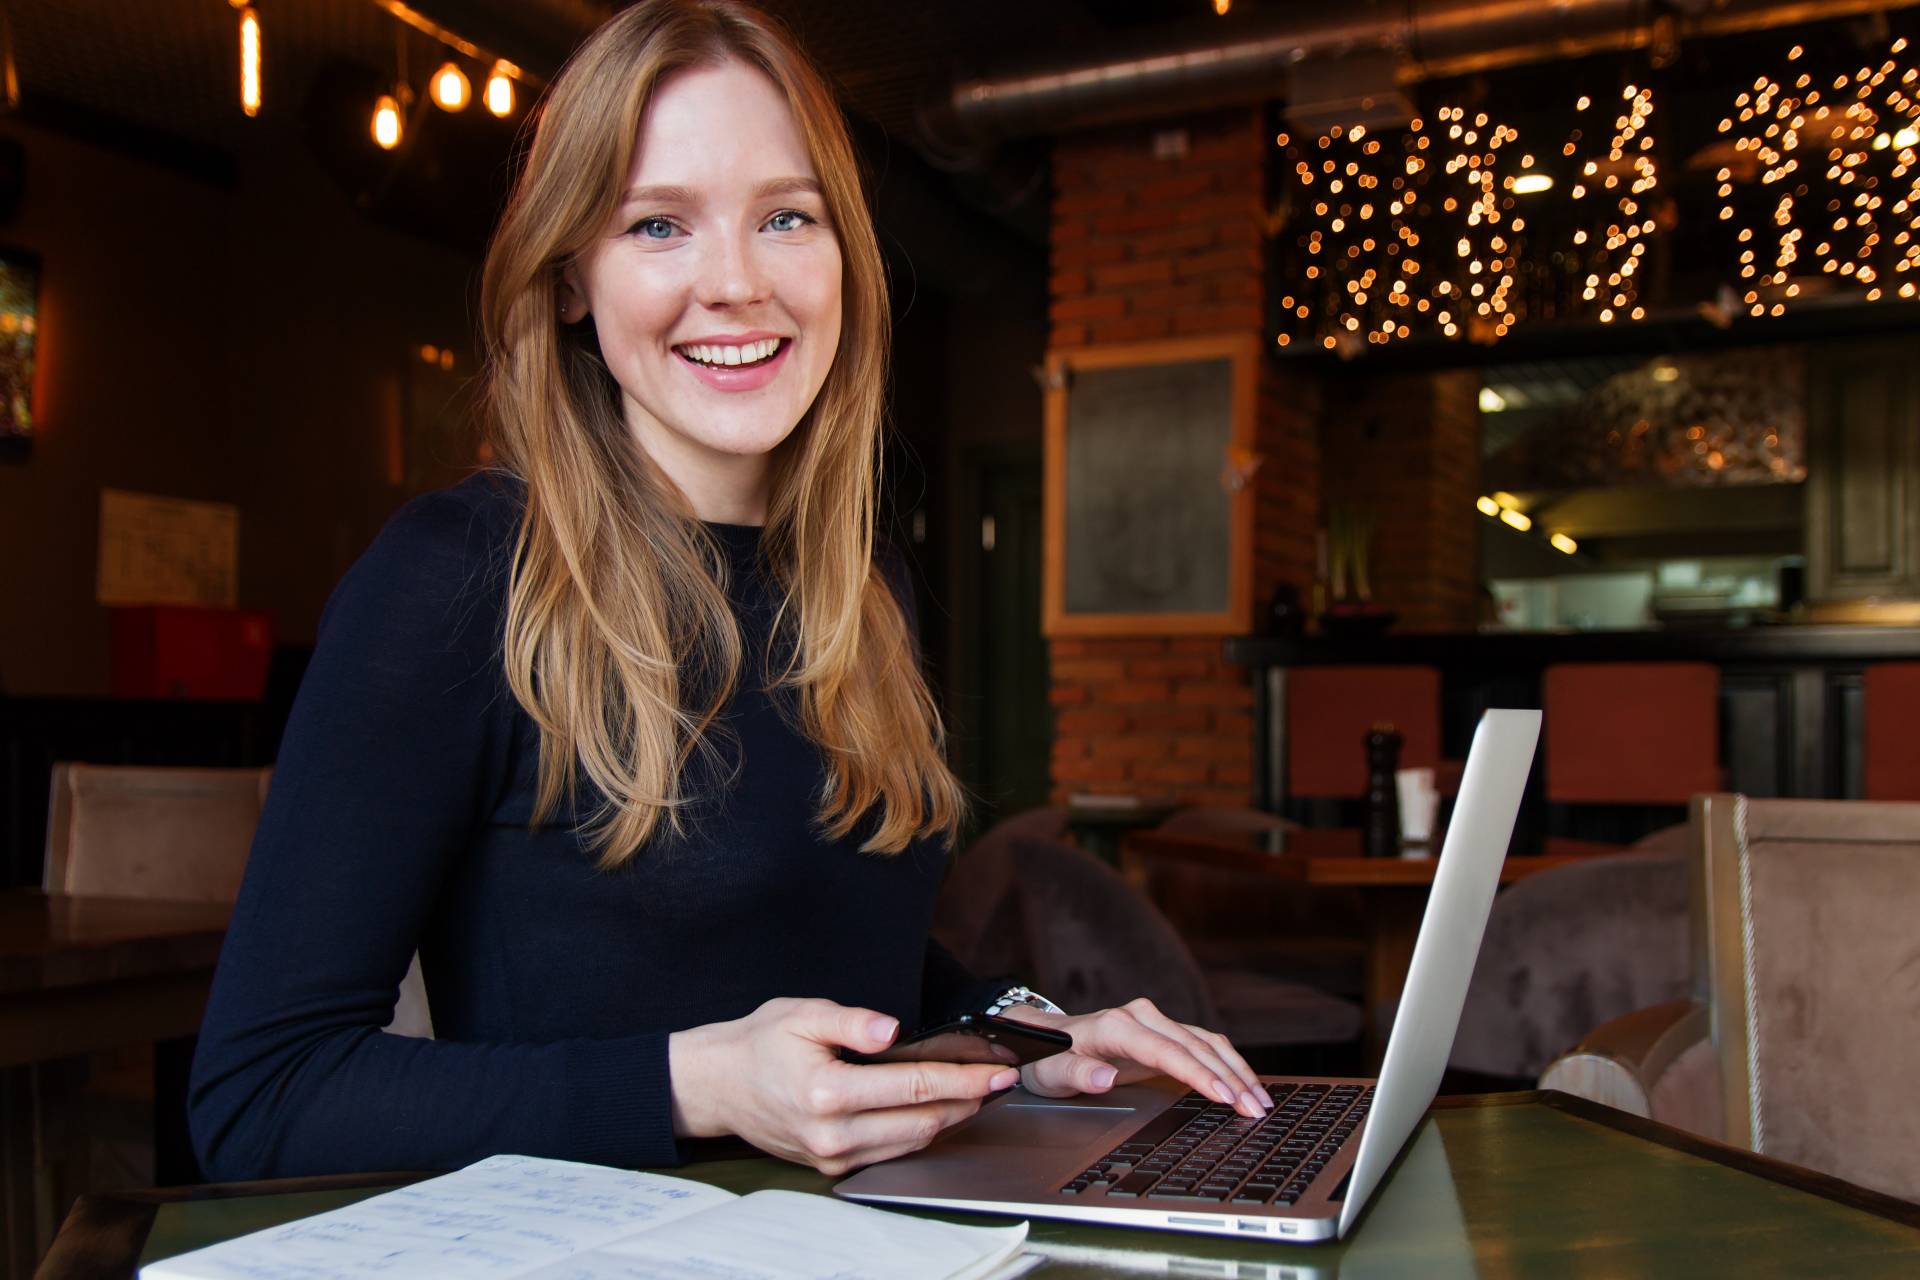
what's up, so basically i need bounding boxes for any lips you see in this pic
[672,335,793,392]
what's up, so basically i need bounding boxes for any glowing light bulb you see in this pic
[1550,533,1579,555]
[1500,508,1533,532]
[238,5,261,118]
[373,94,403,149]
[1510,173,1554,195]
[1476,496,1501,517]
[480,61,510,115]
[431,61,470,112]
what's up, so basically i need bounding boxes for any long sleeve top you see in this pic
[188,470,998,1180]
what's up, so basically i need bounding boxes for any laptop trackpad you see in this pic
[946,1100,1138,1149]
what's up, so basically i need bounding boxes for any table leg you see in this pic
[1362,893,1426,1069]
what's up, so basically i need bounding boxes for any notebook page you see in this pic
[140,1154,734,1280]
[516,1189,1028,1280]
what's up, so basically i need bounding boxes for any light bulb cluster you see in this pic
[228,3,521,145]
[1565,85,1659,324]
[1274,110,1532,352]
[1474,493,1577,552]
[1274,85,1658,351]
[372,60,517,151]
[1718,36,1920,313]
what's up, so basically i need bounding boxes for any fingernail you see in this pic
[990,1069,1019,1091]
[1239,1091,1261,1115]
[869,1016,897,1044]
[1091,1065,1118,1089]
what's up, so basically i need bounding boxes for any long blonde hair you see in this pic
[479,0,964,864]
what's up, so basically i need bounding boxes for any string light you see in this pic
[1719,33,1920,316]
[484,61,515,117]
[431,61,471,111]
[1276,107,1526,350]
[372,93,404,149]
[236,4,261,118]
[1564,84,1658,325]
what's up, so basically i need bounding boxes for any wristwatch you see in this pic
[985,985,1066,1017]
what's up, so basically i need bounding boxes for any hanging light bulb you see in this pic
[236,4,261,118]
[484,62,515,117]
[372,93,403,149]
[1213,0,1231,13]
[431,60,470,111]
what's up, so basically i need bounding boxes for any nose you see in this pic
[696,229,770,308]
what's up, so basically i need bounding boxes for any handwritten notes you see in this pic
[141,1156,1028,1280]
[141,1156,730,1280]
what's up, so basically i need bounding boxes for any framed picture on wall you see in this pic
[1042,333,1258,636]
[0,244,40,455]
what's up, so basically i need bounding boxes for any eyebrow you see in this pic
[619,176,824,208]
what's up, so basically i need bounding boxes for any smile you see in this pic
[671,336,793,392]
[673,337,785,368]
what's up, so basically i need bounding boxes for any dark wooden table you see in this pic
[1127,827,1621,1060]
[1,891,230,1280]
[39,1093,1920,1278]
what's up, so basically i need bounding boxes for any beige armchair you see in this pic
[1541,793,1920,1202]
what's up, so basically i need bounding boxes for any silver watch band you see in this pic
[985,985,1065,1017]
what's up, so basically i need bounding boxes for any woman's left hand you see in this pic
[1000,999,1270,1119]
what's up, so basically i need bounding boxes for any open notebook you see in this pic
[140,1153,1030,1280]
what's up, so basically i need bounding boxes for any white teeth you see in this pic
[678,338,782,367]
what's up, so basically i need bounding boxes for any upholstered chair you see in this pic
[1136,806,1364,997]
[1009,836,1362,1051]
[930,806,1068,980]
[1541,794,1920,1202]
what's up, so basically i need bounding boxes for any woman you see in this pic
[190,0,1267,1182]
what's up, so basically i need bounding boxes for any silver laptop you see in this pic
[835,708,1541,1244]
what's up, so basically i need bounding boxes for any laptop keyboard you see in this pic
[1058,1083,1372,1206]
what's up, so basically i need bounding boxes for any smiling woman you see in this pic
[187,0,1267,1189]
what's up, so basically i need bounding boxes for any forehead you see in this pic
[625,59,817,191]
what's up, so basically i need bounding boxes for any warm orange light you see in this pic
[238,6,261,118]
[431,61,470,112]
[373,94,403,149]
[484,62,515,117]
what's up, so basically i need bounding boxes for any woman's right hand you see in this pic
[667,997,1017,1175]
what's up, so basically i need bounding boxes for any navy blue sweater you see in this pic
[189,471,996,1179]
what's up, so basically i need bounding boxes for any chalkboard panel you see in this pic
[1044,335,1257,636]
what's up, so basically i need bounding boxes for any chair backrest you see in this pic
[1542,662,1719,804]
[1451,850,1690,1078]
[930,807,1067,977]
[1286,666,1441,799]
[44,761,435,1039]
[44,763,272,902]
[1154,805,1293,836]
[1863,663,1920,800]
[1008,836,1218,1027]
[1693,793,1920,1200]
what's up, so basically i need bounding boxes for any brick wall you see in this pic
[1320,370,1480,632]
[1046,109,1319,805]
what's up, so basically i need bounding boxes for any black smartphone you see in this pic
[840,1012,1072,1067]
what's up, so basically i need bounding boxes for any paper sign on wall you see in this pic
[96,488,239,608]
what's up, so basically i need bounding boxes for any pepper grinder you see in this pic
[1362,723,1404,858]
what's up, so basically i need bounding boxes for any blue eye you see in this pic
[632,217,676,240]
[766,209,815,232]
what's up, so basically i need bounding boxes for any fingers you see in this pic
[1019,1051,1119,1098]
[1126,1000,1265,1104]
[803,1097,986,1175]
[1061,1001,1267,1117]
[787,999,900,1056]
[824,1059,1019,1114]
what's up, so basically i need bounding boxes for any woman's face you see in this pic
[566,59,843,523]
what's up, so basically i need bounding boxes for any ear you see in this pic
[557,265,589,324]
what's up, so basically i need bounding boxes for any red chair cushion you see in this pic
[1286,666,1441,799]
[1865,664,1920,801]
[1543,662,1719,804]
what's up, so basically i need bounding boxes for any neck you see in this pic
[627,421,770,527]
